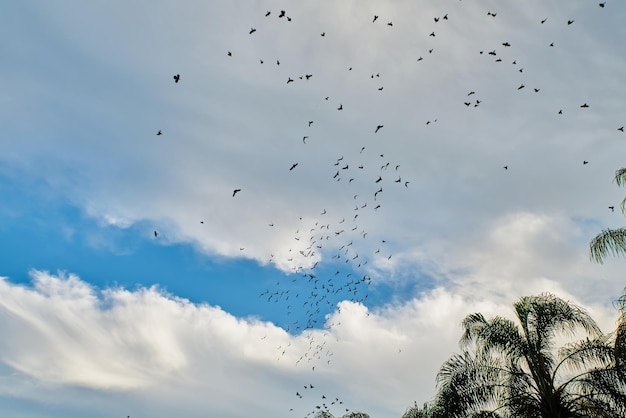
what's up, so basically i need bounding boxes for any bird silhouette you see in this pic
[372,15,378,23]
[375,125,384,133]
[265,11,271,16]
[599,2,606,7]
[619,127,624,132]
[154,230,158,237]
[156,130,162,135]
[609,206,615,212]
[249,28,256,34]
[567,20,574,25]
[173,74,180,83]
[583,161,589,164]
[337,104,343,110]
[233,189,241,197]
[580,103,589,108]
[290,163,299,170]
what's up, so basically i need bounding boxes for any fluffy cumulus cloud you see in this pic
[0,266,621,417]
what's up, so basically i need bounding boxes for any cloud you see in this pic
[0,268,621,417]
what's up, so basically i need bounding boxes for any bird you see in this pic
[265,11,271,16]
[279,10,285,18]
[156,130,162,135]
[619,127,624,132]
[443,14,448,20]
[580,103,590,108]
[599,2,606,7]
[173,74,180,83]
[387,22,393,26]
[375,125,384,133]
[541,18,547,24]
[337,104,343,110]
[233,189,241,197]
[287,77,294,84]
[609,206,615,212]
[549,42,554,47]
[227,51,232,56]
[502,42,511,47]
[303,136,308,143]
[249,28,256,34]
[321,32,325,36]
[309,121,314,127]
[372,15,378,22]
[534,88,540,92]
[289,163,299,170]
[504,166,508,170]
[567,20,574,25]
[154,230,158,237]
[518,84,525,90]
[583,161,589,164]
[429,32,435,37]
[558,109,563,114]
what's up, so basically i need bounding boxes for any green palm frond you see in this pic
[613,167,626,187]
[589,228,626,264]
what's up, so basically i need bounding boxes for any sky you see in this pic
[1,0,625,417]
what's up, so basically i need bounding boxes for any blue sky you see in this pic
[1,1,626,417]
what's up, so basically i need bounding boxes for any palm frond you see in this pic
[589,228,626,264]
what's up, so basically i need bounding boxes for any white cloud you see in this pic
[0,268,621,417]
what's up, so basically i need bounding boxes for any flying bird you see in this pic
[580,103,589,108]
[372,15,378,22]
[599,2,606,7]
[289,163,299,170]
[233,189,241,197]
[567,20,574,25]
[156,130,162,135]
[154,230,158,237]
[583,161,589,164]
[173,74,180,83]
[375,125,384,133]
[249,28,256,34]
[609,206,615,212]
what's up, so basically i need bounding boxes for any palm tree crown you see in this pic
[430,293,626,417]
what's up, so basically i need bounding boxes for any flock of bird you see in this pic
[153,2,619,416]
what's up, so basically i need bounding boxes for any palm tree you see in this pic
[590,168,626,263]
[429,293,626,418]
